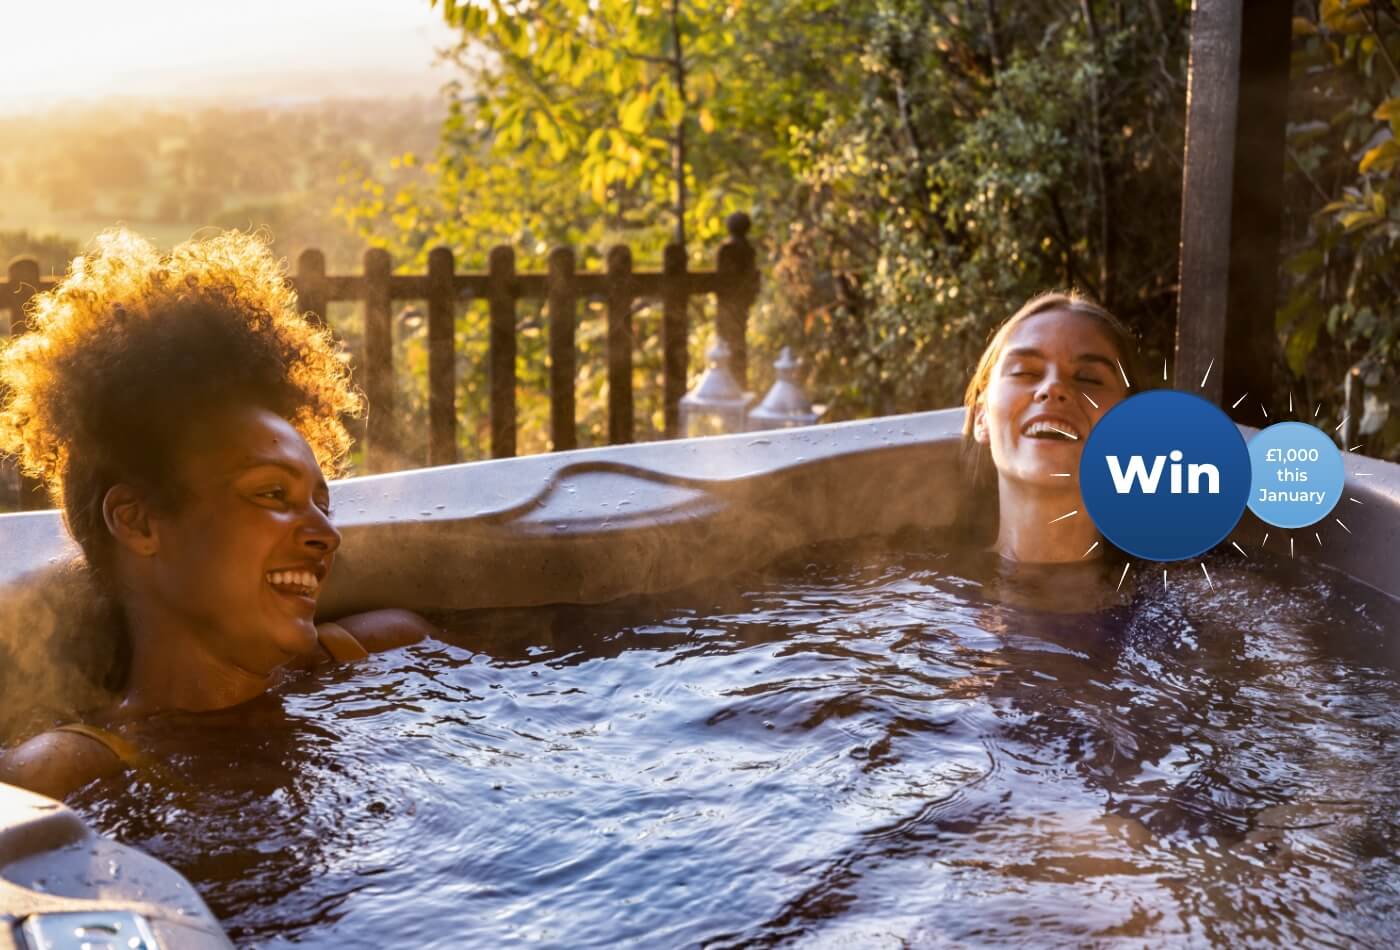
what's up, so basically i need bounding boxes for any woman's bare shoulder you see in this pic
[327,609,439,655]
[0,728,124,801]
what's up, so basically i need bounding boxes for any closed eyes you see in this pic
[1009,369,1102,385]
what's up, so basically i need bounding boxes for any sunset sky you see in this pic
[2,0,461,112]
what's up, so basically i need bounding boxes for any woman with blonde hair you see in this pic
[0,228,436,800]
[961,291,1145,564]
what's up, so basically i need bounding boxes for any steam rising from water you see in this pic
[0,562,117,745]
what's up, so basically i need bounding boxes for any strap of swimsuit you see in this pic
[317,621,370,663]
[50,722,149,768]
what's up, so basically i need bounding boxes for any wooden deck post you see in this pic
[661,242,688,438]
[427,246,457,466]
[715,213,758,389]
[547,247,578,451]
[606,245,635,445]
[295,249,328,327]
[7,257,47,509]
[1175,0,1291,409]
[488,245,517,459]
[1220,0,1291,412]
[363,247,396,472]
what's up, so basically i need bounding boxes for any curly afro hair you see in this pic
[0,228,363,580]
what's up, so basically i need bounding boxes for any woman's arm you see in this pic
[0,730,123,801]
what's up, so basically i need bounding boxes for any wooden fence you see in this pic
[1,213,759,510]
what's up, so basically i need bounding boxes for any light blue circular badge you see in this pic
[1079,390,1251,561]
[1246,422,1344,529]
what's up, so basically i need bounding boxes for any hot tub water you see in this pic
[69,535,1400,947]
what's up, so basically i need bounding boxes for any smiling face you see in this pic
[973,310,1131,487]
[138,405,340,673]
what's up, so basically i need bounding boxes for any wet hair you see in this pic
[957,291,1145,544]
[0,228,363,586]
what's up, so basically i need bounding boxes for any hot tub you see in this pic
[3,409,1398,946]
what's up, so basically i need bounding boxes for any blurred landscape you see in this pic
[0,97,443,274]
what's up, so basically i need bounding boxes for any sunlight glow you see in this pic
[0,0,457,113]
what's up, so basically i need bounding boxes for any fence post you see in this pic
[715,212,758,389]
[662,242,688,438]
[488,245,517,459]
[363,247,395,473]
[427,246,457,466]
[295,248,328,327]
[547,246,578,451]
[606,245,635,444]
[7,257,48,509]
[6,257,39,337]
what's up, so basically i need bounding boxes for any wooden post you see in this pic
[605,245,635,444]
[1175,0,1243,405]
[1220,0,1291,413]
[715,212,758,389]
[7,257,39,337]
[7,257,48,509]
[427,246,457,466]
[1175,0,1290,410]
[295,248,328,327]
[661,242,688,438]
[363,247,395,473]
[488,245,517,459]
[547,246,578,451]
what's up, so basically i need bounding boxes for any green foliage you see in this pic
[762,1,1190,416]
[341,0,802,457]
[1281,0,1400,458]
[344,0,1189,455]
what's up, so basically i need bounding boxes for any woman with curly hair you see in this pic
[0,228,436,800]
[961,291,1145,563]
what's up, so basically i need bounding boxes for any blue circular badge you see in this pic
[1246,422,1344,528]
[1079,390,1251,561]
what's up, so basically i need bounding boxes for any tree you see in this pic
[342,2,1197,442]
[1280,0,1400,459]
